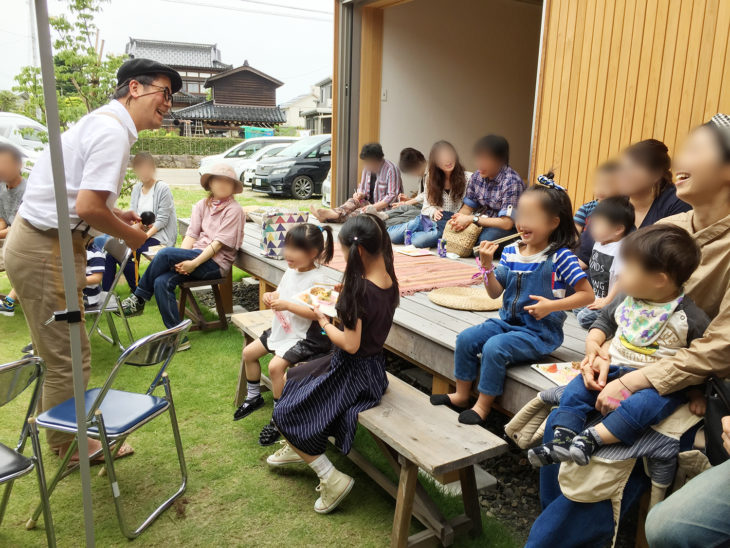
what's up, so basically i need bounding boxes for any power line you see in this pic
[158,0,332,22]
[238,0,331,16]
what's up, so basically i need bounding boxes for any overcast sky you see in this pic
[1,0,334,103]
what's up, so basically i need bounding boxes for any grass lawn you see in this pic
[0,186,520,547]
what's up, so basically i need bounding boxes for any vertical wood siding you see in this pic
[531,0,730,210]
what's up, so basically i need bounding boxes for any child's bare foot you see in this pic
[310,205,328,222]
[429,393,469,410]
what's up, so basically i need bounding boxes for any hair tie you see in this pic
[472,256,495,282]
[352,236,358,242]
[537,174,566,192]
[318,225,324,232]
[710,113,730,129]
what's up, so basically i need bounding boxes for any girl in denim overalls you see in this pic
[431,173,595,424]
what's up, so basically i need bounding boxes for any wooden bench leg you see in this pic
[258,279,276,310]
[178,287,189,326]
[392,457,418,548]
[211,284,228,330]
[431,375,451,395]
[220,271,233,314]
[458,465,482,538]
[235,333,253,407]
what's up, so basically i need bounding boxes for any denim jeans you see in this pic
[645,459,730,548]
[102,237,159,292]
[525,406,651,548]
[476,225,518,257]
[574,306,599,330]
[553,366,685,445]
[454,318,558,396]
[134,247,221,328]
[388,214,448,248]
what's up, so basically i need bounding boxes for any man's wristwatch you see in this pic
[472,215,480,225]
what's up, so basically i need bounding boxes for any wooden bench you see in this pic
[232,311,508,547]
[178,278,229,331]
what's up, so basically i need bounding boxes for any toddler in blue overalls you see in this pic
[431,173,595,424]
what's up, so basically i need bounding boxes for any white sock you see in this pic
[246,380,261,401]
[309,454,334,480]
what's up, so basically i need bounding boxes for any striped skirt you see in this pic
[272,349,389,455]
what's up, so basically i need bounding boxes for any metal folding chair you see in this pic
[0,357,55,547]
[28,320,191,540]
[87,238,134,351]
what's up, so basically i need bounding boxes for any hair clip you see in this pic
[537,174,566,192]
[710,113,730,129]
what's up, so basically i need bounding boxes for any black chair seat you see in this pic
[0,442,33,482]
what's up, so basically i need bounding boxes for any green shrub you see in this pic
[132,136,241,156]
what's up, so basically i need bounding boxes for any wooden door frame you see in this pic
[528,0,551,184]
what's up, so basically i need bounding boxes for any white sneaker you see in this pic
[266,441,304,467]
[314,469,354,514]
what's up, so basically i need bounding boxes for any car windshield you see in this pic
[275,136,325,158]
[225,142,263,159]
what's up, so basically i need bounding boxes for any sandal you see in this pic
[67,442,135,466]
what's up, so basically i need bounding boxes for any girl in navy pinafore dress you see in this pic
[431,173,594,425]
[268,214,399,515]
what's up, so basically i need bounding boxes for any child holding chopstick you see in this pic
[234,223,334,446]
[431,173,594,424]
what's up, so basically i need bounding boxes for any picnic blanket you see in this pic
[328,246,481,296]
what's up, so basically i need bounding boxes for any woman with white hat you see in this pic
[121,163,245,351]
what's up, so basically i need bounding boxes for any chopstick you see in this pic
[488,232,524,245]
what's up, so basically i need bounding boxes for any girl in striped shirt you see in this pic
[431,173,594,424]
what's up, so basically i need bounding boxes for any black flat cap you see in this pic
[117,58,183,93]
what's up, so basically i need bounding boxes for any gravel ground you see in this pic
[198,279,640,546]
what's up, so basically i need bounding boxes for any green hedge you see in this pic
[131,137,241,156]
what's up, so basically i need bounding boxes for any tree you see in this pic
[13,0,125,128]
[0,90,19,112]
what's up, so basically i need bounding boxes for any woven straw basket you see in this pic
[428,286,503,311]
[441,223,481,257]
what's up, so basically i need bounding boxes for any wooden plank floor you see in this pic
[180,218,587,413]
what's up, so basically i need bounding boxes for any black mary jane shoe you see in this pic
[233,395,265,421]
[458,409,487,426]
[258,421,281,446]
[429,394,468,413]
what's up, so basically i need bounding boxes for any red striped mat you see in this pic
[327,247,481,296]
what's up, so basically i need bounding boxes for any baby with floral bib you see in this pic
[529,224,710,467]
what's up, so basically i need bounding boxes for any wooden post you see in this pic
[431,374,452,395]
[458,466,483,537]
[391,456,418,548]
[220,270,233,314]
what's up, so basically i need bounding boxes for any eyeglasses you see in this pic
[137,84,173,103]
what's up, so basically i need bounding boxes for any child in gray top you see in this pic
[0,144,26,316]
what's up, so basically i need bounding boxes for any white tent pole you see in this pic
[33,1,96,546]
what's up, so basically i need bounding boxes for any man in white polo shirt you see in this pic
[4,59,181,458]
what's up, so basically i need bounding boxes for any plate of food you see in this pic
[530,362,581,386]
[296,285,339,317]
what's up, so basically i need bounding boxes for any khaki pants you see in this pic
[4,217,91,448]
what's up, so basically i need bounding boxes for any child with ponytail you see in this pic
[267,214,399,515]
[234,223,335,447]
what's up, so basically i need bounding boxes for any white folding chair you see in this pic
[87,238,134,351]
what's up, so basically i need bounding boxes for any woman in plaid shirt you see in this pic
[311,143,402,223]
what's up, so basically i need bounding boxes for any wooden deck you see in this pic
[179,218,586,414]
